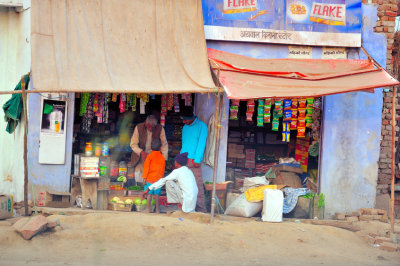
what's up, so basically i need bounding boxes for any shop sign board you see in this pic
[321,47,347,59]
[288,46,313,58]
[202,0,361,47]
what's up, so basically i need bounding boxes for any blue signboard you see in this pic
[202,0,362,47]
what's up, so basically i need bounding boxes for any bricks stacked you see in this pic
[333,208,388,222]
[362,0,399,196]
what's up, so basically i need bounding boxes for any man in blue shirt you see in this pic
[180,106,208,212]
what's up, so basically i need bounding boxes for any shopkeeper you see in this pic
[180,107,208,213]
[130,115,168,183]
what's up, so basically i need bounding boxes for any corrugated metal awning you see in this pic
[208,48,399,99]
[31,0,216,93]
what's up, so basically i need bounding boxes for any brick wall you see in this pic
[361,0,398,195]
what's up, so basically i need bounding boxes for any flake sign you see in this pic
[223,0,258,14]
[310,3,346,25]
[202,0,362,47]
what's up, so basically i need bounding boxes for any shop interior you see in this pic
[71,93,196,209]
[226,98,321,194]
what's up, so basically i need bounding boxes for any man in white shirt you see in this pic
[142,152,198,213]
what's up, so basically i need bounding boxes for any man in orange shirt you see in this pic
[142,139,166,213]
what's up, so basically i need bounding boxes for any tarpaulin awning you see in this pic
[31,0,216,93]
[208,48,399,99]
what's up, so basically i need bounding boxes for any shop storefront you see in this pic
[21,0,399,219]
[201,0,399,218]
[26,0,221,210]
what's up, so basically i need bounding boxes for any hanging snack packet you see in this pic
[306,107,314,117]
[272,117,280,131]
[257,116,264,127]
[282,131,290,142]
[298,118,306,128]
[306,98,314,107]
[264,104,271,113]
[291,98,298,109]
[93,94,99,113]
[297,127,306,138]
[306,117,313,128]
[291,109,298,119]
[282,122,289,132]
[264,113,271,123]
[258,105,264,116]
[247,100,255,111]
[131,94,137,111]
[283,99,292,110]
[246,111,253,121]
[299,98,307,108]
[230,106,239,120]
[265,98,272,106]
[258,99,264,108]
[290,119,298,130]
[284,110,292,121]
[273,109,283,119]
[112,93,118,102]
[298,108,306,118]
[168,94,174,110]
[313,97,322,110]
[160,114,166,127]
[246,100,255,121]
[274,100,283,110]
[174,94,180,112]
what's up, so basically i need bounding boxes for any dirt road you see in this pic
[0,211,399,265]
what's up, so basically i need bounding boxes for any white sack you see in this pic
[261,189,283,223]
[224,194,262,218]
[242,176,269,192]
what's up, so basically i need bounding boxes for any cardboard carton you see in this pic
[0,194,13,219]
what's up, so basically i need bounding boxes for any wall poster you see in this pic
[39,97,68,164]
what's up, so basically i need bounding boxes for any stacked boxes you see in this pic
[245,149,256,169]
[80,157,100,178]
[294,138,310,172]
[227,144,245,168]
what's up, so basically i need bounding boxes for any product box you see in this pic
[38,191,70,208]
[0,195,13,220]
[80,156,100,178]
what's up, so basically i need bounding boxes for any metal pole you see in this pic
[390,86,396,238]
[210,91,221,223]
[21,76,29,216]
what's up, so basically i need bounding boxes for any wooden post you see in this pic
[210,91,221,223]
[390,86,396,238]
[21,76,29,216]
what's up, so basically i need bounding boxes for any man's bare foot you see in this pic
[143,209,150,213]
[155,209,160,213]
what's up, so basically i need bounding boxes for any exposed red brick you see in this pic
[379,242,399,252]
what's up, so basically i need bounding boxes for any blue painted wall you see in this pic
[319,4,385,217]
[27,76,75,200]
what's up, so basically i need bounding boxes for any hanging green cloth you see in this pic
[2,74,30,134]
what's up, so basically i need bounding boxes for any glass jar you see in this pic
[119,161,127,177]
[85,142,93,156]
[110,161,119,177]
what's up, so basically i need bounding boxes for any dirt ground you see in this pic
[0,211,399,266]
